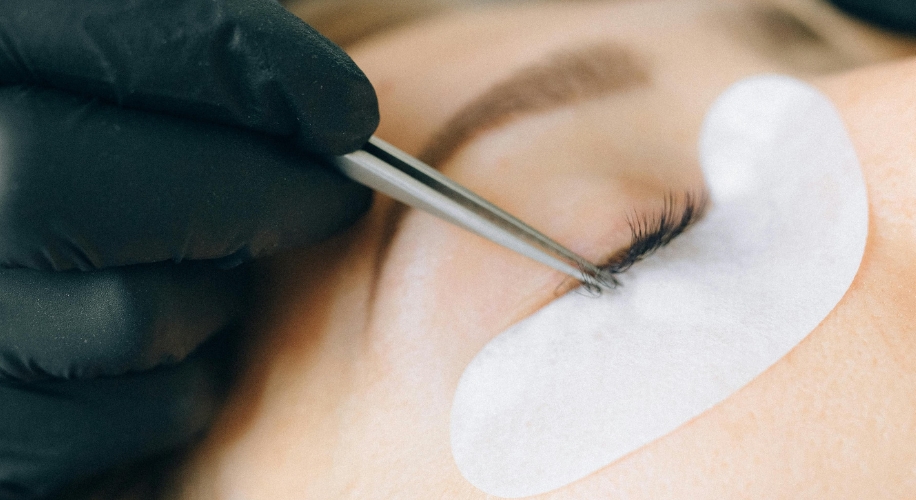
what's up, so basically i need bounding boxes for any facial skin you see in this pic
[164,0,916,497]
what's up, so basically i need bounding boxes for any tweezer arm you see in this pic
[332,136,612,290]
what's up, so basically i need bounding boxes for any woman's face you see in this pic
[174,0,916,497]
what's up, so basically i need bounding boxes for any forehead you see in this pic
[347,0,882,159]
[346,1,708,155]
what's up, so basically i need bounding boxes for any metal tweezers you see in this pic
[333,136,614,291]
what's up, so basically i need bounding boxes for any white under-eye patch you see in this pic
[450,75,868,497]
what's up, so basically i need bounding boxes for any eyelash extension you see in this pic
[587,191,709,292]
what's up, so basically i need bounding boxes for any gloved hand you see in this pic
[0,0,379,497]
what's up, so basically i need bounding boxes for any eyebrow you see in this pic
[418,43,650,167]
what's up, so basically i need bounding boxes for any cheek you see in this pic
[371,210,568,362]
[365,168,631,378]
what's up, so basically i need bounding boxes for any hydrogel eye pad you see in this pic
[450,75,868,498]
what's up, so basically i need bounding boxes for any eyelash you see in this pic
[588,191,709,291]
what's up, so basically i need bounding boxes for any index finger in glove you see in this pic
[0,0,379,155]
[0,85,372,271]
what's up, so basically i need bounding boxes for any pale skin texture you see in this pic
[167,0,916,497]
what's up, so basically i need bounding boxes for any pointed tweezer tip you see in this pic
[577,265,618,295]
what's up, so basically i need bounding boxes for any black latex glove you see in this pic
[0,0,379,497]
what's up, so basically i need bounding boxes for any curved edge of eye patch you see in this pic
[700,74,867,210]
[450,74,868,498]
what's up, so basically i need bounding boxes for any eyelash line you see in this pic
[590,190,709,291]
